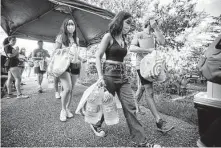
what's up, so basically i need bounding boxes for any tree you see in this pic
[81,0,220,77]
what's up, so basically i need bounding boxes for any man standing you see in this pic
[129,14,174,133]
[32,40,50,93]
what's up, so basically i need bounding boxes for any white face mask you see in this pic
[67,25,75,34]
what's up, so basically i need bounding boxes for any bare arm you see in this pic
[76,38,86,62]
[154,27,165,45]
[130,45,154,53]
[129,33,154,53]
[150,19,165,45]
[5,46,19,58]
[51,41,62,57]
[96,33,112,79]
[7,50,19,58]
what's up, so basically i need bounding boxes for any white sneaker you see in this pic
[60,91,63,97]
[55,92,61,99]
[90,124,106,137]
[17,94,29,99]
[60,109,67,122]
[66,109,74,118]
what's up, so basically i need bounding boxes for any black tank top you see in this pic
[105,37,127,62]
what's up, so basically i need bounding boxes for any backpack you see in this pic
[198,34,221,84]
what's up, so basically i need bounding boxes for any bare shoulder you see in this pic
[103,33,112,41]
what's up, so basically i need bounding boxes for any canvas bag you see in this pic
[198,34,221,84]
[140,50,166,82]
[47,47,71,77]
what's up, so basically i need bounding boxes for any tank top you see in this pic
[105,36,127,62]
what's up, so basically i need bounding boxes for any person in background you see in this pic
[129,14,174,133]
[95,11,157,147]
[53,18,85,122]
[26,52,34,77]
[3,36,29,99]
[18,47,27,85]
[32,40,50,93]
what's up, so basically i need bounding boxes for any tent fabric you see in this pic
[1,0,115,47]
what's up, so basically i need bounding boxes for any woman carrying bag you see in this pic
[3,36,29,99]
[51,18,85,122]
[94,11,156,147]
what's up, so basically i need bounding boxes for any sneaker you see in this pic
[156,119,174,133]
[38,87,43,93]
[17,94,29,99]
[60,109,67,122]
[197,139,207,147]
[90,124,105,137]
[66,109,74,118]
[6,94,17,99]
[55,92,61,99]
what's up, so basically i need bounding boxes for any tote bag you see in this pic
[140,50,166,82]
[47,47,71,77]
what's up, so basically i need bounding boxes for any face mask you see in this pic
[67,25,75,33]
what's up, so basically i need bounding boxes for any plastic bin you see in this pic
[194,92,221,137]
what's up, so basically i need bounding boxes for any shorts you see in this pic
[34,67,46,74]
[137,70,152,85]
[66,63,80,75]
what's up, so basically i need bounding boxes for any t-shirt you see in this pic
[4,45,19,68]
[131,31,156,69]
[32,48,49,67]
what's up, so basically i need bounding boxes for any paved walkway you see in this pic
[1,77,199,147]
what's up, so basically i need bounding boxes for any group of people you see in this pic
[3,11,175,146]
[3,37,50,98]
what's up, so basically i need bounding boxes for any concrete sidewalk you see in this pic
[1,77,199,147]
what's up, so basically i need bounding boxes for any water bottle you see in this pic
[85,86,103,124]
[48,75,54,89]
[102,91,119,125]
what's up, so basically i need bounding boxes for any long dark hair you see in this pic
[3,36,16,46]
[57,18,77,47]
[109,11,132,37]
